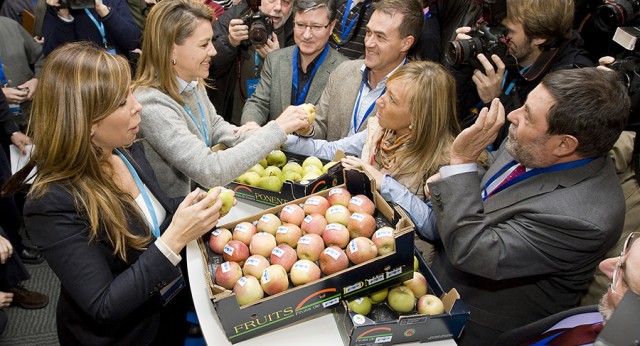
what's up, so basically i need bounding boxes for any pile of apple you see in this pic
[208,188,398,306]
[346,258,446,320]
[235,150,338,192]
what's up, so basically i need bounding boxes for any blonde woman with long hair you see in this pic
[284,61,460,244]
[4,42,222,345]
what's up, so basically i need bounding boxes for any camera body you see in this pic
[59,0,95,10]
[595,0,640,32]
[446,0,509,69]
[242,0,273,46]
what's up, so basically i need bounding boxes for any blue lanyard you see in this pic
[352,80,384,132]
[0,55,6,85]
[84,9,108,49]
[115,149,160,238]
[335,0,371,47]
[501,65,531,95]
[183,91,210,146]
[254,52,261,76]
[482,157,597,200]
[292,44,329,106]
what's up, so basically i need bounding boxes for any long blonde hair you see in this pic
[5,42,149,262]
[133,0,213,103]
[387,61,460,179]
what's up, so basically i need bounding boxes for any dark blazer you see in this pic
[428,145,625,345]
[23,142,187,345]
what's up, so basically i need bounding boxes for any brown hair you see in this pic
[506,0,574,50]
[373,0,423,47]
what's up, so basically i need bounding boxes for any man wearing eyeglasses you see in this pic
[239,0,348,126]
[425,67,630,345]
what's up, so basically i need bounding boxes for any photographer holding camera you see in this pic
[209,0,295,125]
[451,0,593,150]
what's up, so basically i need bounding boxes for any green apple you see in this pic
[414,256,419,271]
[303,165,323,176]
[387,286,415,313]
[301,172,321,181]
[302,156,323,171]
[257,176,283,192]
[266,150,287,168]
[243,171,261,186]
[208,187,235,214]
[247,164,265,176]
[282,162,304,175]
[281,171,302,183]
[368,288,388,304]
[263,166,282,177]
[347,297,372,316]
[322,161,338,173]
[259,158,268,168]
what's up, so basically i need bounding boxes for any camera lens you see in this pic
[595,1,638,32]
[249,22,269,45]
[446,38,482,66]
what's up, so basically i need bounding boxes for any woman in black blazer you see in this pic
[4,42,224,345]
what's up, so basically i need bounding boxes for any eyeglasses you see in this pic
[610,232,638,296]
[293,22,330,34]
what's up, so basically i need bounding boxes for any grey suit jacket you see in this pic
[428,145,625,344]
[241,45,348,125]
[313,59,371,141]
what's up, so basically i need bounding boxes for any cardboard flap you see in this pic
[345,169,375,201]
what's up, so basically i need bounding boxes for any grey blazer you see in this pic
[427,146,625,344]
[240,45,348,125]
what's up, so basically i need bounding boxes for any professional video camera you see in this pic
[242,0,273,46]
[594,0,640,32]
[446,0,510,69]
[58,0,94,9]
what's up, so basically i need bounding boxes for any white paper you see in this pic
[10,144,36,184]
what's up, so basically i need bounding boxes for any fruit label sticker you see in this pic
[259,215,272,223]
[349,240,359,253]
[298,236,312,245]
[350,196,364,206]
[276,226,289,234]
[306,197,320,206]
[237,276,248,286]
[271,247,284,257]
[292,261,310,272]
[324,247,341,260]
[350,213,365,221]
[212,229,222,236]
[375,228,393,238]
[328,206,344,214]
[235,224,249,233]
[328,188,343,196]
[221,262,232,272]
[282,205,295,214]
[352,314,366,325]
[326,223,341,230]
[223,244,234,256]
[355,297,364,304]
[245,257,259,267]
[303,215,313,223]
[262,269,272,283]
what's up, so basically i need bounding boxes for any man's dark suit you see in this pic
[23,143,189,345]
[428,144,625,345]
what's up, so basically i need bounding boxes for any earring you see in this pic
[409,125,413,130]
[90,130,95,137]
[172,58,177,65]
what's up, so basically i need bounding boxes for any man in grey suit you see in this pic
[307,0,423,141]
[426,67,630,345]
[240,0,348,126]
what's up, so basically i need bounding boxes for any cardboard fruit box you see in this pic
[197,169,415,344]
[212,144,346,207]
[334,249,470,345]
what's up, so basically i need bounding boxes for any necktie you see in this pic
[487,164,527,198]
[523,322,603,346]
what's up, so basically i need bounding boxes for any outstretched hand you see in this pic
[449,98,505,165]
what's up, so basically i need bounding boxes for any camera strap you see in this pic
[84,9,109,51]
[520,48,560,82]
[501,65,530,95]
[291,44,329,105]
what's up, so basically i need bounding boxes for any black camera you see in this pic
[58,0,94,9]
[242,0,273,46]
[595,0,640,32]
[446,0,509,69]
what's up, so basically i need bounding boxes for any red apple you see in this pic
[242,254,270,279]
[260,264,289,296]
[319,246,349,275]
[233,222,257,245]
[209,228,232,254]
[270,244,298,272]
[371,227,395,255]
[303,196,331,215]
[256,213,281,235]
[249,232,277,258]
[233,276,264,306]
[279,204,305,226]
[275,223,303,248]
[348,194,376,215]
[296,234,325,261]
[322,223,350,249]
[347,212,377,239]
[346,237,378,265]
[290,259,322,286]
[223,240,250,266]
[403,272,428,298]
[215,261,243,289]
[417,294,445,315]
[326,187,352,207]
[300,213,327,236]
[325,205,351,226]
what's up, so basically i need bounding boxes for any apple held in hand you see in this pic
[303,196,331,215]
[279,204,305,226]
[242,254,270,279]
[256,213,281,235]
[270,244,298,272]
[348,297,372,316]
[346,237,378,265]
[347,212,377,239]
[289,259,321,286]
[266,150,287,168]
[417,294,445,315]
[319,245,349,275]
[275,223,303,248]
[234,276,264,306]
[260,264,289,296]
[372,227,395,256]
[233,222,257,245]
[208,187,235,215]
[209,228,232,254]
[296,234,325,261]
[249,232,277,258]
[223,240,250,266]
[301,213,327,236]
[215,261,243,289]
[300,103,316,123]
[325,205,351,226]
[403,272,428,298]
[348,195,376,215]
[327,187,351,207]
[322,223,350,249]
[387,286,415,313]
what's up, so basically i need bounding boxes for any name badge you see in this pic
[246,78,260,98]
[159,271,185,306]
[105,46,116,55]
